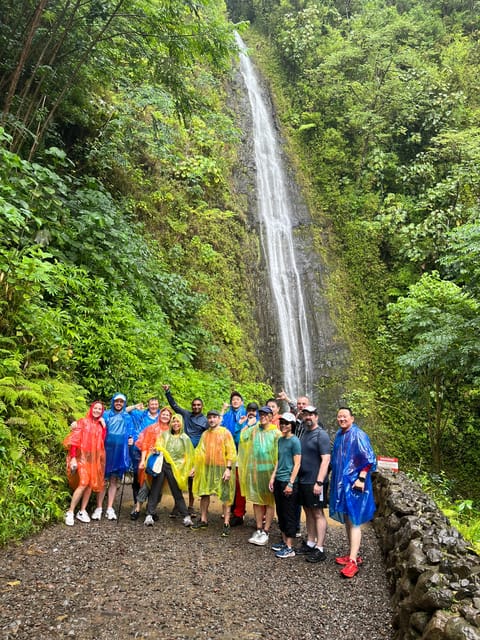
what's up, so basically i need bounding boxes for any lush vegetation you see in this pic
[0,0,269,544]
[228,0,480,496]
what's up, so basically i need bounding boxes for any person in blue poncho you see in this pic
[92,393,134,521]
[329,407,377,579]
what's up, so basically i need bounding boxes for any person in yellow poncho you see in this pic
[143,414,194,527]
[191,409,236,537]
[238,405,280,546]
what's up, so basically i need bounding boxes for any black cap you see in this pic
[246,402,259,412]
[207,409,221,417]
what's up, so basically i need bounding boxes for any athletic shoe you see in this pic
[192,520,208,530]
[221,524,231,537]
[305,548,327,563]
[335,555,363,566]
[295,531,302,538]
[250,530,269,546]
[106,507,117,521]
[183,516,193,527]
[271,541,287,552]
[295,541,316,555]
[76,510,91,523]
[65,511,74,526]
[144,515,154,526]
[275,546,296,559]
[340,559,359,578]
[230,515,244,527]
[91,508,102,520]
[169,508,181,518]
[187,506,197,517]
[130,509,140,521]
[248,530,262,544]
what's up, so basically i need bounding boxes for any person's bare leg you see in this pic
[199,495,210,523]
[263,505,274,532]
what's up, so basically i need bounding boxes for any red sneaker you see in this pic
[335,555,363,566]
[340,560,359,578]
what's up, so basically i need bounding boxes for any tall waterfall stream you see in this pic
[236,34,313,400]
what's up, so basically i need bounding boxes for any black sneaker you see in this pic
[305,548,327,563]
[130,509,140,521]
[221,523,231,537]
[230,515,244,527]
[169,508,181,518]
[191,520,208,530]
[295,541,316,555]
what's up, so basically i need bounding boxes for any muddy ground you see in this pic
[0,493,394,640]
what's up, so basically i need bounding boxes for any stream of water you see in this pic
[236,34,314,400]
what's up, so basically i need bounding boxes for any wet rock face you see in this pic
[373,471,480,640]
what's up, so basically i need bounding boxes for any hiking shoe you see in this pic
[271,541,287,552]
[183,516,193,527]
[192,520,208,530]
[335,555,363,566]
[76,510,91,523]
[65,511,74,526]
[295,530,302,538]
[130,509,140,521]
[305,548,327,563]
[144,515,154,526]
[187,506,197,517]
[106,507,117,521]
[91,508,102,520]
[221,524,231,537]
[250,530,269,546]
[169,508,181,518]
[275,546,296,559]
[230,515,244,527]
[340,559,359,578]
[295,541,316,555]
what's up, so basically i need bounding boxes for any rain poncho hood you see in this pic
[238,422,279,506]
[103,392,133,477]
[329,423,377,526]
[193,426,237,504]
[63,401,106,491]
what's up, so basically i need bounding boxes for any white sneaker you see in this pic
[76,510,91,523]
[250,530,269,546]
[106,507,117,520]
[65,511,74,526]
[144,515,154,526]
[183,516,193,527]
[91,508,102,520]
[248,529,262,544]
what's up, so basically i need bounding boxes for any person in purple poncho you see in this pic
[329,407,377,579]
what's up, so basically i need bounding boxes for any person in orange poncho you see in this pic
[129,406,173,520]
[63,401,106,526]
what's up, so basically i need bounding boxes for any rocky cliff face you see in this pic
[227,55,350,428]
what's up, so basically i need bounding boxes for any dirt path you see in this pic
[0,495,394,640]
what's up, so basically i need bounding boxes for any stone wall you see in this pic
[372,470,480,640]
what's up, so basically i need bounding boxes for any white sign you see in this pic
[377,456,399,472]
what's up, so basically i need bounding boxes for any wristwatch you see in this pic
[315,480,323,486]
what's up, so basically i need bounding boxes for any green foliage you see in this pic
[0,355,86,544]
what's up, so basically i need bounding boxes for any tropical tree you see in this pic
[386,272,480,470]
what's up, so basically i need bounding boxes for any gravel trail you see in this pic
[0,495,394,640]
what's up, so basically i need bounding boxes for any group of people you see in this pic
[63,387,376,579]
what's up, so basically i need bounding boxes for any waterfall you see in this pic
[236,33,314,400]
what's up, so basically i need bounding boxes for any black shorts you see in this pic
[298,482,328,509]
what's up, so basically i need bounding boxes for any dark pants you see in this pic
[273,479,299,539]
[147,461,189,517]
[129,445,141,503]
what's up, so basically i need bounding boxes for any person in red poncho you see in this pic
[63,401,107,526]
